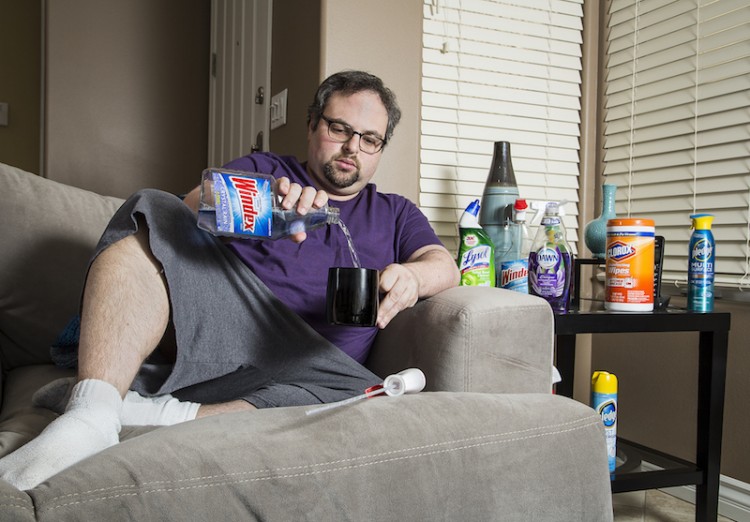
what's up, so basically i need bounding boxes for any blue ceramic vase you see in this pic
[584,184,617,258]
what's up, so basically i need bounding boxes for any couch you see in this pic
[0,162,613,521]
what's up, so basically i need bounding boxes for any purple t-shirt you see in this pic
[222,152,443,363]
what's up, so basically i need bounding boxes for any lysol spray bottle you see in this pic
[478,141,520,286]
[528,202,573,311]
[688,213,715,312]
[591,371,618,473]
[457,199,496,287]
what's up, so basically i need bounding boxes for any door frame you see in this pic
[208,0,272,167]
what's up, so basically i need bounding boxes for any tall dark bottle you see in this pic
[478,141,520,283]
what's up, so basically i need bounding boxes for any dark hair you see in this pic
[307,70,402,145]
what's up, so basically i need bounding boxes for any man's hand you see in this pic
[377,263,420,329]
[274,177,329,243]
[376,245,460,329]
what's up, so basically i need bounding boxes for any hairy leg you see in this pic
[197,400,256,418]
[0,227,172,489]
[77,226,170,394]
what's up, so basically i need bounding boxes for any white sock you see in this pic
[32,376,76,414]
[121,391,200,426]
[33,377,200,426]
[0,379,122,490]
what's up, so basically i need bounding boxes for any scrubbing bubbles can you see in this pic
[591,371,618,473]
[688,213,715,312]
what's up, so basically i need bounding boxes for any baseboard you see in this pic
[640,462,750,521]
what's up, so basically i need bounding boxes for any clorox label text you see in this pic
[607,241,635,261]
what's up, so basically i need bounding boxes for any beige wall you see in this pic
[271,0,422,202]
[320,0,422,203]
[0,1,41,174]
[44,0,210,198]
[269,0,322,160]
[11,0,420,201]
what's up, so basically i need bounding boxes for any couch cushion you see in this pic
[19,392,612,521]
[0,365,75,459]
[0,164,123,370]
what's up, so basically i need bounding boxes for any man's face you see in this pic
[306,91,389,201]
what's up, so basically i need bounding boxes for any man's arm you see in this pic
[376,244,459,329]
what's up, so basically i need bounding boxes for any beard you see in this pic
[323,156,361,189]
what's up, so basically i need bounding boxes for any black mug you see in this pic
[326,267,379,327]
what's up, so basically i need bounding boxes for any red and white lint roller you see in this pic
[305,368,426,416]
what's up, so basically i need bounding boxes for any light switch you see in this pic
[0,103,8,126]
[270,89,287,130]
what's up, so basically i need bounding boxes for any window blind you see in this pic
[421,0,584,254]
[603,0,750,288]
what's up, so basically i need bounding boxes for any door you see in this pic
[208,0,272,168]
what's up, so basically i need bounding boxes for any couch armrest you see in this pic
[366,287,554,394]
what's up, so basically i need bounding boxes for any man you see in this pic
[0,70,459,490]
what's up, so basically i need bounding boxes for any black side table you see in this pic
[554,303,730,522]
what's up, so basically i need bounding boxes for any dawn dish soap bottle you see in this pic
[197,168,340,240]
[688,213,715,312]
[457,199,496,287]
[498,199,532,293]
[528,202,573,312]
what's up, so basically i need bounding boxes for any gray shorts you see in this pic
[93,189,380,408]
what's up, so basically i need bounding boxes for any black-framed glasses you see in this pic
[320,115,386,154]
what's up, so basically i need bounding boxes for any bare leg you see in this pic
[0,227,172,489]
[197,400,256,418]
[81,230,258,420]
[78,227,170,394]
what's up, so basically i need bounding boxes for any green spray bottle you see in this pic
[457,199,496,287]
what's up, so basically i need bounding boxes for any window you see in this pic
[603,0,750,289]
[420,0,585,254]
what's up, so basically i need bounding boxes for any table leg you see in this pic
[695,329,729,522]
[555,334,577,398]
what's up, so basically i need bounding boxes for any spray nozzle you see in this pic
[465,199,481,218]
[513,199,529,223]
[690,213,714,231]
